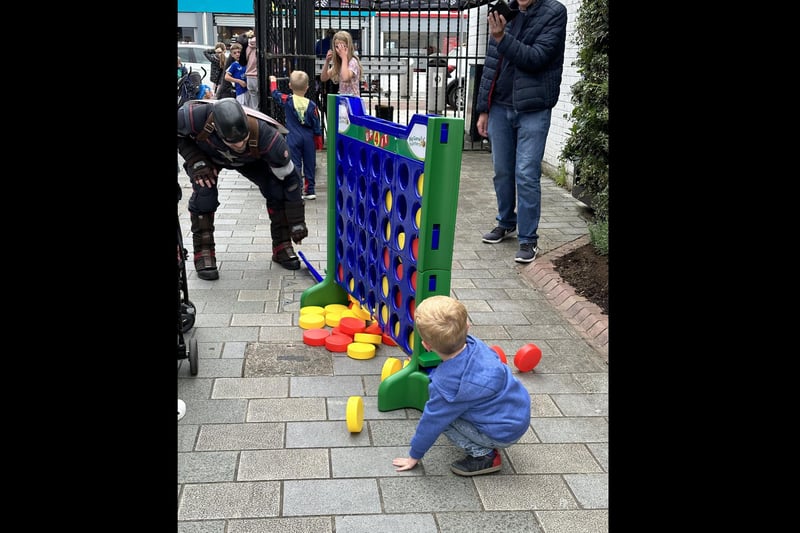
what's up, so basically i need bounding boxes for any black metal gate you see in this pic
[254,0,491,149]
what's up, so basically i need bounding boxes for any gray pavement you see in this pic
[177,147,608,533]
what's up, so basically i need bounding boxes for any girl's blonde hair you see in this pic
[329,30,363,83]
[414,295,469,356]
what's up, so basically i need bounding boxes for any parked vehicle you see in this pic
[446,46,467,110]
[178,43,211,84]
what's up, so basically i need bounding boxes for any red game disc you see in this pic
[325,334,353,352]
[364,321,383,335]
[339,317,366,336]
[303,328,331,346]
[514,343,542,372]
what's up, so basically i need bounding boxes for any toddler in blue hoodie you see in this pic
[392,295,531,476]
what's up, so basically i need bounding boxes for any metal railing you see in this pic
[254,0,493,150]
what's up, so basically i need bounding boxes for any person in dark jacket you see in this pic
[202,42,227,93]
[475,0,567,263]
[177,99,308,276]
[392,295,531,476]
[215,44,240,100]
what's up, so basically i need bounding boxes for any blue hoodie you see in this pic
[409,335,531,460]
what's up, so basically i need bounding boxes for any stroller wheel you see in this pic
[181,300,196,333]
[189,337,199,376]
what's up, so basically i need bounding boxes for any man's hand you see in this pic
[488,11,507,42]
[290,222,308,244]
[392,457,419,472]
[476,112,489,139]
[188,160,217,188]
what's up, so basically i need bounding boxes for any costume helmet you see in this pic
[214,99,249,142]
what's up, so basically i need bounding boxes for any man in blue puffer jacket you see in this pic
[476,0,567,264]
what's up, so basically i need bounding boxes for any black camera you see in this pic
[489,0,519,21]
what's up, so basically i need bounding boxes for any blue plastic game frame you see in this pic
[300,94,464,411]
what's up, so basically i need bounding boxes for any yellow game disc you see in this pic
[346,396,364,433]
[298,314,326,330]
[347,342,376,360]
[350,305,372,321]
[354,332,382,345]
[325,303,349,314]
[299,305,326,316]
[381,357,402,381]
[403,358,410,368]
[325,312,342,328]
[340,309,358,319]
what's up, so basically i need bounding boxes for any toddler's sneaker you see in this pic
[482,225,516,244]
[450,449,501,476]
[178,399,186,421]
[302,190,316,200]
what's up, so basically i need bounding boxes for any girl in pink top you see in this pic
[320,31,362,96]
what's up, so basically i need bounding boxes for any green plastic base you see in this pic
[377,363,431,412]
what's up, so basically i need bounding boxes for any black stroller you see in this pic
[177,178,199,375]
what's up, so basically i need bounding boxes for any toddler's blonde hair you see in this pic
[414,295,469,356]
[289,70,310,92]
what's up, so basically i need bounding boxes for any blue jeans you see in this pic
[443,418,519,457]
[487,105,553,245]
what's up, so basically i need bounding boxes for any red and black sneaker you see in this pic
[450,449,501,476]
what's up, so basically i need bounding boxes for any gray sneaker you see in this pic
[514,243,539,263]
[482,225,516,244]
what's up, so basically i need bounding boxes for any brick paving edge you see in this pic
[518,235,609,361]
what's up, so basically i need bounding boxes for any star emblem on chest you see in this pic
[216,147,239,162]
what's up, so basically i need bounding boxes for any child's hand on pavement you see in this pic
[392,457,419,472]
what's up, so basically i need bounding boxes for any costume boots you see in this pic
[190,212,219,280]
[268,207,301,270]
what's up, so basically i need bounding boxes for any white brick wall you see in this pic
[544,0,581,183]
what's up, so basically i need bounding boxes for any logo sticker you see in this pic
[407,123,428,160]
[338,103,351,133]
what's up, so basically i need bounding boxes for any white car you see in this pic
[446,46,468,110]
[178,43,212,84]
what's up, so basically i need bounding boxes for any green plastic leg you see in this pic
[377,362,431,412]
[300,277,349,308]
